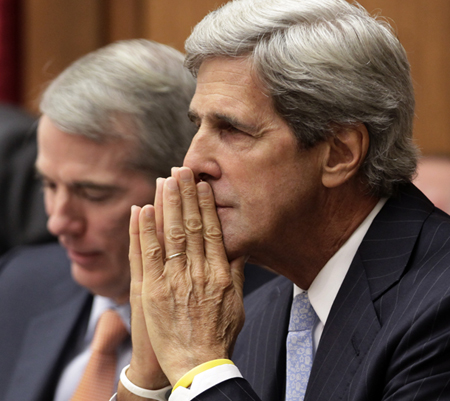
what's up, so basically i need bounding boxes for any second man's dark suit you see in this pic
[196,184,450,400]
[0,104,55,257]
[0,243,92,401]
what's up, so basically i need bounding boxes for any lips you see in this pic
[65,247,103,268]
[214,199,229,208]
[215,204,229,212]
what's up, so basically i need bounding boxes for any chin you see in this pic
[71,262,105,292]
[223,235,247,262]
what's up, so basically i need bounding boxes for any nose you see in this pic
[183,129,221,182]
[45,189,85,237]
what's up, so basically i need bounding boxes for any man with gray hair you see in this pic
[117,0,450,400]
[0,39,196,401]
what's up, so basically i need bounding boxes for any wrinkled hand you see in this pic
[136,167,246,386]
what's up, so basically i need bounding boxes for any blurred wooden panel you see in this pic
[22,0,106,114]
[106,0,144,42]
[357,0,450,155]
[141,0,229,52]
[20,0,228,114]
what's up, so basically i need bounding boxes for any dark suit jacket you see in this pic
[195,184,450,400]
[0,104,55,257]
[0,243,92,401]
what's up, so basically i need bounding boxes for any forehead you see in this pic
[196,57,257,86]
[191,57,272,117]
[36,115,136,182]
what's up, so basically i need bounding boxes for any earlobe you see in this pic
[322,123,369,188]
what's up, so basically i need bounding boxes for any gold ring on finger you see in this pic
[165,251,186,262]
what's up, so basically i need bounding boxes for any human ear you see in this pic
[321,123,369,188]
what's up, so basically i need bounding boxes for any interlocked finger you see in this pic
[129,205,143,284]
[154,178,165,255]
[197,181,228,263]
[138,205,165,282]
[162,177,187,268]
[177,168,205,264]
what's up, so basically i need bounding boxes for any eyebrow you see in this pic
[188,110,258,135]
[72,182,121,192]
[35,168,121,192]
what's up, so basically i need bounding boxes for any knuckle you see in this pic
[128,248,141,259]
[181,185,197,199]
[204,225,223,242]
[167,225,186,245]
[191,267,205,283]
[167,195,182,207]
[185,218,203,235]
[212,268,233,288]
[198,198,215,209]
[143,246,163,262]
[141,223,157,235]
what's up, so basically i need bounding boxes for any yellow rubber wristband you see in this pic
[172,359,234,392]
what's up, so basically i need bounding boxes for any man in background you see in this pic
[0,39,196,401]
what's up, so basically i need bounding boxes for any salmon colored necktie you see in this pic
[71,309,128,401]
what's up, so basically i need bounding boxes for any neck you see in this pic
[260,185,380,289]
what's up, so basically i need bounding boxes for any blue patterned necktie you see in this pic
[286,292,317,401]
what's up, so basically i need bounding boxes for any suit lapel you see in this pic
[234,275,292,401]
[306,184,434,400]
[361,184,433,300]
[4,281,91,401]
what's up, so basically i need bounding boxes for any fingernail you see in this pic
[171,167,179,176]
[179,167,192,182]
[197,181,210,194]
[166,177,178,190]
[157,177,166,189]
[144,205,153,218]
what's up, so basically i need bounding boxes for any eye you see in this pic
[219,121,245,135]
[191,120,201,130]
[41,179,57,192]
[218,121,255,142]
[188,112,201,131]
[78,187,114,202]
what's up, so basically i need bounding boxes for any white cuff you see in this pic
[119,364,171,401]
[170,364,242,401]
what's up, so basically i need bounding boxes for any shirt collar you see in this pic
[86,296,131,343]
[294,197,387,326]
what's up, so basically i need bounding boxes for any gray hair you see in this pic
[40,39,196,179]
[185,0,418,197]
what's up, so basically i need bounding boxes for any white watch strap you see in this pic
[120,364,171,401]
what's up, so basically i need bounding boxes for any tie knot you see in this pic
[288,292,317,332]
[91,309,128,354]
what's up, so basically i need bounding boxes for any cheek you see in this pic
[101,221,131,276]
[105,217,131,247]
[88,209,131,248]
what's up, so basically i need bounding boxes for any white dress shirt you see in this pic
[54,295,131,401]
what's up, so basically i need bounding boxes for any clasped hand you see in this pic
[125,167,246,393]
